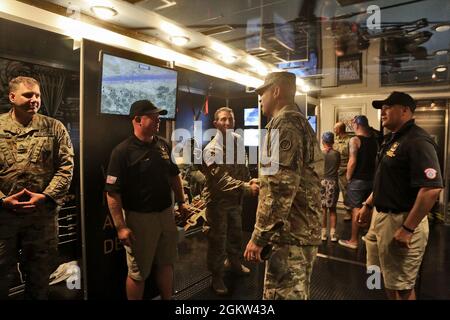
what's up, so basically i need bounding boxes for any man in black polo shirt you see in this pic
[105,100,188,300]
[358,92,443,300]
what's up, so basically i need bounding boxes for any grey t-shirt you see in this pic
[323,149,340,180]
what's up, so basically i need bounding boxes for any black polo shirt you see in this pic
[105,135,180,213]
[373,119,443,213]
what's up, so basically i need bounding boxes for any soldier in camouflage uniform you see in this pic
[334,122,352,221]
[203,107,259,295]
[244,72,323,300]
[0,76,74,299]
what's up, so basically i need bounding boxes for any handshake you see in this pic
[248,178,259,197]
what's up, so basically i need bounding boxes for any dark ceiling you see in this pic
[137,0,450,86]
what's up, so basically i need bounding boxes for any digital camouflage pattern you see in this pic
[251,104,323,247]
[263,245,318,300]
[250,104,323,300]
[0,110,74,299]
[0,111,74,205]
[334,134,350,173]
[202,132,251,275]
[334,134,351,205]
[202,132,251,204]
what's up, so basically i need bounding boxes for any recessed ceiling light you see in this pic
[433,23,450,32]
[434,65,447,72]
[434,49,449,56]
[220,54,238,64]
[170,36,190,46]
[91,6,117,20]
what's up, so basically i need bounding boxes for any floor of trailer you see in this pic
[9,208,449,300]
[173,208,450,300]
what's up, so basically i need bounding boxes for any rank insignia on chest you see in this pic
[386,142,400,157]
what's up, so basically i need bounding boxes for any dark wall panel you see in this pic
[82,39,169,299]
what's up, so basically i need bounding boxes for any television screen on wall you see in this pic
[244,108,259,126]
[244,128,259,147]
[100,53,177,119]
[308,115,317,132]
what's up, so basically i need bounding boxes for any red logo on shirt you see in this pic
[424,168,437,180]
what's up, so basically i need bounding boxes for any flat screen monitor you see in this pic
[244,108,259,126]
[100,52,177,119]
[244,128,259,147]
[308,116,317,132]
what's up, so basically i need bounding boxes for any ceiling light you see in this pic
[246,56,268,76]
[433,23,450,32]
[220,54,237,64]
[434,49,449,56]
[211,42,232,54]
[160,21,183,36]
[170,36,190,46]
[432,73,437,79]
[434,65,447,72]
[90,6,117,20]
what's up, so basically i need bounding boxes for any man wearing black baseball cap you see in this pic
[371,91,416,112]
[357,92,443,300]
[105,99,188,300]
[128,99,168,118]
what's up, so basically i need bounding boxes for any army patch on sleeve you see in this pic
[280,139,291,151]
[106,175,117,184]
[424,168,437,180]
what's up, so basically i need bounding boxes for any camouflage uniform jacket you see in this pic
[202,131,251,205]
[250,104,323,247]
[334,134,350,173]
[0,110,74,206]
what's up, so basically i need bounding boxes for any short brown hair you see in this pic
[9,76,40,93]
[214,107,234,121]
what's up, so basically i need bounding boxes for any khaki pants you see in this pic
[365,209,429,290]
[124,207,178,281]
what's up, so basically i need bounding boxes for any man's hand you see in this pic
[356,205,372,227]
[23,189,47,207]
[117,227,135,247]
[249,183,259,197]
[2,189,38,213]
[393,227,413,249]
[244,240,263,263]
[177,203,190,219]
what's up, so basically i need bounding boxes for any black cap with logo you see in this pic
[372,91,416,111]
[129,100,168,118]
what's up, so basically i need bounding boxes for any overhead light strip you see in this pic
[0,0,263,89]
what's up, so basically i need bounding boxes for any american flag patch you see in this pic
[106,175,117,184]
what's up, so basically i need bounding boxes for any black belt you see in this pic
[376,207,403,214]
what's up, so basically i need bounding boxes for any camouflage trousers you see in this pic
[263,244,318,300]
[205,202,243,276]
[0,208,58,299]
[338,170,350,210]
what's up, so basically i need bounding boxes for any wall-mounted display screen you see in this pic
[244,108,259,126]
[100,53,177,119]
[244,128,259,147]
[308,115,317,132]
